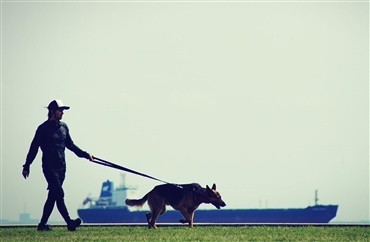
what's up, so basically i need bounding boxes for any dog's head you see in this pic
[205,183,226,209]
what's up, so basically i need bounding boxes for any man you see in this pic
[22,99,94,231]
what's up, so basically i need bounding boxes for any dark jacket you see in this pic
[25,120,90,171]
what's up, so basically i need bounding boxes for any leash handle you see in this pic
[92,157,170,184]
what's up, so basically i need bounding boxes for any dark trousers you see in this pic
[40,170,71,225]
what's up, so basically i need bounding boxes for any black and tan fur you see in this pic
[125,183,226,228]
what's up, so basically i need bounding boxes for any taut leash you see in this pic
[91,157,171,184]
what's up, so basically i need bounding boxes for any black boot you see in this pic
[67,218,81,231]
[37,223,52,231]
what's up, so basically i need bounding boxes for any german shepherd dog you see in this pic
[125,183,226,228]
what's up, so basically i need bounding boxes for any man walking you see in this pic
[22,99,94,231]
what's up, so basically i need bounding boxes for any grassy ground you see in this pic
[1,225,369,241]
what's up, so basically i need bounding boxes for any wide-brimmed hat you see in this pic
[47,99,70,110]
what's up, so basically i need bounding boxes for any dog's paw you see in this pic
[179,219,188,224]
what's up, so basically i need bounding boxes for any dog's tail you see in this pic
[125,193,149,208]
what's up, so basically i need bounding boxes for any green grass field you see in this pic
[1,225,369,241]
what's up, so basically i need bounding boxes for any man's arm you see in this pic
[64,124,93,161]
[22,128,41,179]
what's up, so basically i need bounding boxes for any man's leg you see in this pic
[44,170,72,224]
[39,190,56,225]
[47,170,81,231]
[38,171,59,231]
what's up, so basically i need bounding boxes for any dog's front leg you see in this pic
[188,210,195,228]
[179,210,189,224]
[179,218,188,224]
[179,209,194,228]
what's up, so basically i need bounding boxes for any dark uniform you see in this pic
[23,100,92,231]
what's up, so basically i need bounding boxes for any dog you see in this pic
[125,183,226,228]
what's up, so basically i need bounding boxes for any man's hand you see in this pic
[89,154,94,161]
[22,165,30,179]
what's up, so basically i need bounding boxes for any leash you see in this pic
[91,157,171,184]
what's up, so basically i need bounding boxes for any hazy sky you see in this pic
[1,1,369,223]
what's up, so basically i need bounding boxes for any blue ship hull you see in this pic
[78,180,338,224]
[78,205,338,224]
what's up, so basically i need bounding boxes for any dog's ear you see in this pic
[212,183,216,190]
[206,185,211,191]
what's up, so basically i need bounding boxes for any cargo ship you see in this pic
[77,178,338,224]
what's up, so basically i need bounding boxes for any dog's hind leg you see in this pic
[145,213,152,229]
[159,205,166,215]
[150,204,167,229]
[148,209,161,229]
